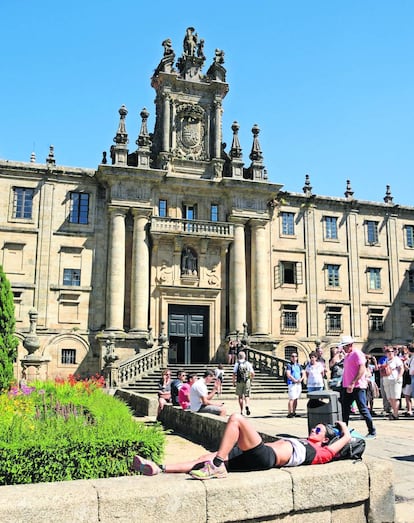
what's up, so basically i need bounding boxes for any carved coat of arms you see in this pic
[174,104,206,159]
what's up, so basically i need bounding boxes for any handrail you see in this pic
[117,345,165,387]
[245,346,289,378]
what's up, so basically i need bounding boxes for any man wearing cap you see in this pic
[339,335,377,438]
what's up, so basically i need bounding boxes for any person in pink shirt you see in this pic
[339,335,376,438]
[178,373,198,410]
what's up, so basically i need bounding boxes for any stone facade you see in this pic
[1,28,413,380]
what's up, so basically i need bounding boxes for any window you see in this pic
[324,216,338,240]
[366,220,379,245]
[183,204,197,220]
[281,212,295,235]
[63,269,81,286]
[367,268,381,290]
[405,225,414,248]
[326,264,340,287]
[210,204,219,222]
[13,187,34,219]
[61,349,76,364]
[274,261,303,287]
[281,304,298,332]
[407,270,414,292]
[69,192,89,224]
[326,307,342,334]
[159,199,167,217]
[368,309,384,331]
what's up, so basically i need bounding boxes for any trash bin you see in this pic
[307,390,342,432]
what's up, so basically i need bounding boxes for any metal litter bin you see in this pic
[307,390,342,432]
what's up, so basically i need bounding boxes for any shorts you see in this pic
[287,383,302,400]
[227,442,276,472]
[403,383,412,396]
[383,378,403,400]
[235,380,251,397]
[198,404,223,415]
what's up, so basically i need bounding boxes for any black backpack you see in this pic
[326,427,366,461]
[236,362,250,383]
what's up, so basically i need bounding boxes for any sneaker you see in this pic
[294,413,301,417]
[287,413,294,418]
[189,461,227,480]
[404,411,413,417]
[388,413,399,420]
[132,455,161,476]
[365,433,377,439]
[245,406,250,416]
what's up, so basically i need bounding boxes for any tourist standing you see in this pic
[232,351,254,416]
[381,347,404,420]
[305,352,324,392]
[285,352,305,417]
[340,335,376,438]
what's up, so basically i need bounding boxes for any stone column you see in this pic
[251,218,270,335]
[347,209,362,337]
[162,93,170,152]
[214,99,222,159]
[130,210,150,333]
[229,219,246,334]
[106,207,127,330]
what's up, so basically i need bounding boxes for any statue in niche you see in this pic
[181,247,198,276]
[183,27,198,56]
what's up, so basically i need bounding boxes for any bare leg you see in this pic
[238,396,244,413]
[164,452,216,473]
[215,413,262,459]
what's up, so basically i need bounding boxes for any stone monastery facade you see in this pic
[1,28,414,380]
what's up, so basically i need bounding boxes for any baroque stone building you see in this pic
[1,28,414,380]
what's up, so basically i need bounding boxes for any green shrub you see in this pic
[0,377,165,485]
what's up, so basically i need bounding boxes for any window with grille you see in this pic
[281,212,295,236]
[367,268,381,290]
[326,306,342,334]
[69,192,89,224]
[324,216,338,240]
[281,305,298,332]
[366,220,379,245]
[326,264,340,287]
[368,309,384,331]
[13,187,34,219]
[408,270,414,292]
[405,225,414,248]
[61,348,76,364]
[63,268,81,286]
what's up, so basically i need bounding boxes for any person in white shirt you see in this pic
[190,370,226,416]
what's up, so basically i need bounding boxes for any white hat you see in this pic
[338,335,355,348]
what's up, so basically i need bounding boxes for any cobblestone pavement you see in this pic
[160,396,414,523]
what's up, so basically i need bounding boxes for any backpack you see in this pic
[237,361,250,383]
[327,428,366,461]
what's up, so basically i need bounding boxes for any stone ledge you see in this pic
[0,392,395,523]
[0,459,394,523]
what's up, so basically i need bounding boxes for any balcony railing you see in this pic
[151,217,234,238]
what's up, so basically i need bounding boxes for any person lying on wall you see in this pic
[132,413,351,480]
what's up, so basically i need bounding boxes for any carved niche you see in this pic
[174,103,206,160]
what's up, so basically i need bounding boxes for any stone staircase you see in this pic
[123,363,290,397]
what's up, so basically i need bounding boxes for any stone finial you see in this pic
[136,107,151,149]
[303,174,313,196]
[101,151,107,164]
[230,121,242,159]
[23,308,40,356]
[113,105,129,145]
[214,49,225,65]
[46,145,56,165]
[30,151,36,163]
[383,185,393,204]
[249,124,263,162]
[344,179,354,200]
[162,38,174,57]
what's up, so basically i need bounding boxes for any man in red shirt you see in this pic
[132,413,351,479]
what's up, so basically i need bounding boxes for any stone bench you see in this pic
[0,391,395,522]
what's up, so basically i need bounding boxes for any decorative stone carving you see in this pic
[174,103,206,160]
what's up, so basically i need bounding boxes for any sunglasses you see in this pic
[315,427,324,434]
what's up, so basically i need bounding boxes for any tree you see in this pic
[0,265,18,390]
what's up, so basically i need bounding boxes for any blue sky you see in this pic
[1,1,413,206]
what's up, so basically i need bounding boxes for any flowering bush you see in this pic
[0,376,165,485]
